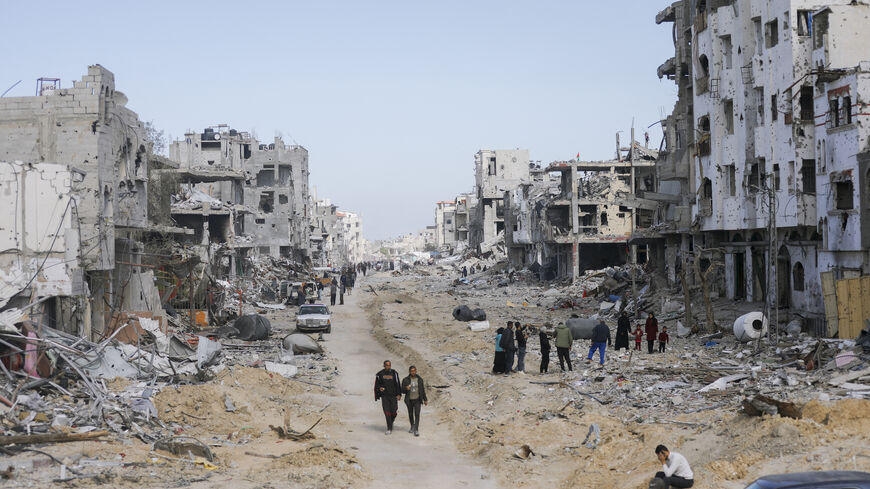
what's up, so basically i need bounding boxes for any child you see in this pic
[658,326,669,353]
[633,325,644,351]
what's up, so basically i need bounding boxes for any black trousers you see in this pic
[406,399,422,430]
[540,350,550,373]
[557,347,572,371]
[381,397,398,430]
[340,292,344,305]
[648,339,655,353]
[659,342,666,353]
[330,294,336,305]
[654,472,694,488]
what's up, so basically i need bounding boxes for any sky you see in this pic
[2,1,678,240]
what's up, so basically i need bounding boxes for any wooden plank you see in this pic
[821,271,838,337]
[836,278,850,338]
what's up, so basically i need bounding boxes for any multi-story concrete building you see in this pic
[434,201,456,249]
[170,129,311,262]
[470,149,531,249]
[653,0,870,331]
[453,193,476,245]
[336,211,366,265]
[0,65,159,338]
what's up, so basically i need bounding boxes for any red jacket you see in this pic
[658,331,669,343]
[645,317,659,340]
[633,329,644,342]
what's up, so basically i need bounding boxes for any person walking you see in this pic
[515,322,528,374]
[499,322,516,375]
[401,366,428,436]
[659,326,669,353]
[652,445,694,488]
[339,281,346,305]
[615,312,631,351]
[493,327,505,374]
[645,312,659,354]
[554,322,574,372]
[316,280,323,301]
[539,327,551,373]
[296,285,307,306]
[330,279,337,306]
[374,360,402,435]
[587,320,612,366]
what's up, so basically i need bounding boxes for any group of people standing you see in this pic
[491,310,674,376]
[492,321,529,374]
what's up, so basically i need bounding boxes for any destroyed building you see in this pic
[469,149,531,250]
[650,0,870,337]
[169,128,311,262]
[308,197,367,267]
[0,65,162,339]
[434,201,457,250]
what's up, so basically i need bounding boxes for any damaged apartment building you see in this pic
[0,65,168,339]
[167,127,311,264]
[309,196,368,267]
[469,149,532,250]
[0,64,349,345]
[504,142,658,280]
[650,0,870,337]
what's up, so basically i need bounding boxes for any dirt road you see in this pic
[324,289,497,488]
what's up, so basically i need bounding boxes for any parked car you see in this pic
[296,304,331,333]
[744,471,870,489]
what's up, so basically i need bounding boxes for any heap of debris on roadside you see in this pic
[0,257,342,481]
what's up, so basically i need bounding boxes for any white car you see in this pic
[296,304,332,333]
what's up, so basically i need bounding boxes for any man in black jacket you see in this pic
[499,322,516,375]
[374,360,402,434]
[401,366,428,436]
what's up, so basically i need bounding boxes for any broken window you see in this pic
[488,157,497,176]
[830,98,840,127]
[799,86,813,121]
[835,180,854,210]
[788,161,795,192]
[723,99,734,134]
[727,165,736,196]
[797,10,812,36]
[813,11,828,50]
[279,194,289,205]
[600,212,608,226]
[748,161,760,194]
[257,169,275,187]
[773,163,781,191]
[698,54,709,78]
[844,95,852,124]
[700,178,713,216]
[765,19,779,48]
[259,192,275,214]
[753,17,763,55]
[793,262,805,291]
[255,218,265,224]
[801,159,816,194]
[279,166,291,185]
[721,35,733,69]
[771,94,778,122]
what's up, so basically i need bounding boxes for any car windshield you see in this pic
[299,306,328,315]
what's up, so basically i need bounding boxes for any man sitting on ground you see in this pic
[652,444,694,488]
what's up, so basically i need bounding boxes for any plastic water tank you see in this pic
[733,312,768,342]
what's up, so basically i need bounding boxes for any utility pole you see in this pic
[629,126,638,319]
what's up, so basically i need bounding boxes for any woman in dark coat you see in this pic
[493,327,505,374]
[615,312,631,350]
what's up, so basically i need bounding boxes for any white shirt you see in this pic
[663,451,693,479]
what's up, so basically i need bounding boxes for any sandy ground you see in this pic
[3,270,869,488]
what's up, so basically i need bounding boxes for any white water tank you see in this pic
[733,312,768,342]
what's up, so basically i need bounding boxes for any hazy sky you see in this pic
[3,1,677,240]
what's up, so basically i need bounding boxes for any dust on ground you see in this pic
[359,272,870,489]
